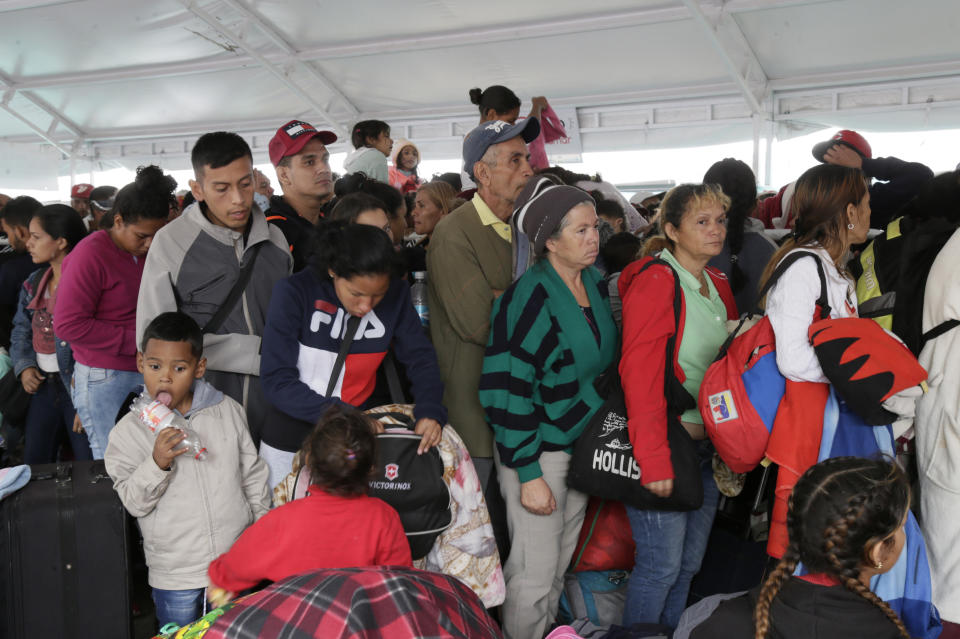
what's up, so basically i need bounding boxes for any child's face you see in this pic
[370,130,393,157]
[398,146,418,170]
[137,339,206,415]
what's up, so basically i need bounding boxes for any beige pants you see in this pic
[496,449,588,639]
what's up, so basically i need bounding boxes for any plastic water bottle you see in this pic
[129,391,208,461]
[410,271,429,328]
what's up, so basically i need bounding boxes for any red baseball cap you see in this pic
[812,129,872,162]
[70,183,94,199]
[268,120,337,166]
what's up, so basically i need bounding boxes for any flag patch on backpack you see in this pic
[708,391,738,423]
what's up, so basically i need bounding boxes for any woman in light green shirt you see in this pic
[619,183,738,628]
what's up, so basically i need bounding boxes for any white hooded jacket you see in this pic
[916,227,960,621]
[343,146,389,183]
[104,380,271,590]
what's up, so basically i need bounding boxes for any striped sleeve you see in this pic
[481,283,580,483]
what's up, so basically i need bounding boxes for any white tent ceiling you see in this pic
[1,0,959,181]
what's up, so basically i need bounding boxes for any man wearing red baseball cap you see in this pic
[812,129,933,230]
[265,120,337,272]
[70,183,94,218]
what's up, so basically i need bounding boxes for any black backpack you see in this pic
[367,412,452,560]
[854,215,960,356]
[892,217,959,354]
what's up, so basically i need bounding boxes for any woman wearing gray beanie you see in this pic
[479,176,618,639]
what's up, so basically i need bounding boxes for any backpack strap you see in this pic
[382,350,407,404]
[631,258,683,364]
[756,250,831,320]
[201,243,263,334]
[325,314,361,398]
[921,319,960,349]
[633,257,694,411]
[712,251,830,364]
[706,266,738,320]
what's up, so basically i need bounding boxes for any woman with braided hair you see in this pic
[691,456,911,639]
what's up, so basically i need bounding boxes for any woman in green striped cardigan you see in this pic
[480,177,618,639]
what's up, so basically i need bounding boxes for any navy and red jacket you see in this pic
[260,267,446,451]
[618,257,737,484]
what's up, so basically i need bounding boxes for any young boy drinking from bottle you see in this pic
[104,311,270,629]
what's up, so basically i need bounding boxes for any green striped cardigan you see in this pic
[479,260,618,482]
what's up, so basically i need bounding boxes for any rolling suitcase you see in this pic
[0,460,132,639]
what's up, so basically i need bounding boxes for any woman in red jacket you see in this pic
[618,183,737,628]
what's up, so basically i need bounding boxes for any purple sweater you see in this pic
[53,230,143,371]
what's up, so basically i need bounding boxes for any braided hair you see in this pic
[704,158,757,294]
[753,457,910,639]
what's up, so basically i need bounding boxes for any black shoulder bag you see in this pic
[567,258,704,511]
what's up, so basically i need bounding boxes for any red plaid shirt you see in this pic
[203,566,503,639]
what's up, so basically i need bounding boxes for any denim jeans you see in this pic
[623,439,720,628]
[71,363,142,460]
[24,373,92,464]
[152,587,206,629]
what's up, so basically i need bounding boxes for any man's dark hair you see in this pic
[89,185,118,207]
[538,165,601,186]
[431,172,462,192]
[190,131,253,178]
[0,195,42,229]
[140,311,204,358]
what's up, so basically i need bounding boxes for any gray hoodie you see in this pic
[104,380,271,590]
[135,202,292,441]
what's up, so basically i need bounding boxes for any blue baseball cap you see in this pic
[462,118,541,180]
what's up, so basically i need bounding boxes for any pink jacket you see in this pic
[528,105,568,170]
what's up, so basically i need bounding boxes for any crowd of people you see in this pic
[0,82,958,639]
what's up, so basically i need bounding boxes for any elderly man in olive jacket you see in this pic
[427,117,539,493]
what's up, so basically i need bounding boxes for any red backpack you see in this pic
[698,251,828,473]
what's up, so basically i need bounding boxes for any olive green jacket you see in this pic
[426,198,512,458]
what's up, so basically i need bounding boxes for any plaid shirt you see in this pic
[203,566,503,639]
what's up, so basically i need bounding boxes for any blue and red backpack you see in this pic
[699,251,829,473]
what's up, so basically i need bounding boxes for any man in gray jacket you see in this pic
[136,132,292,442]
